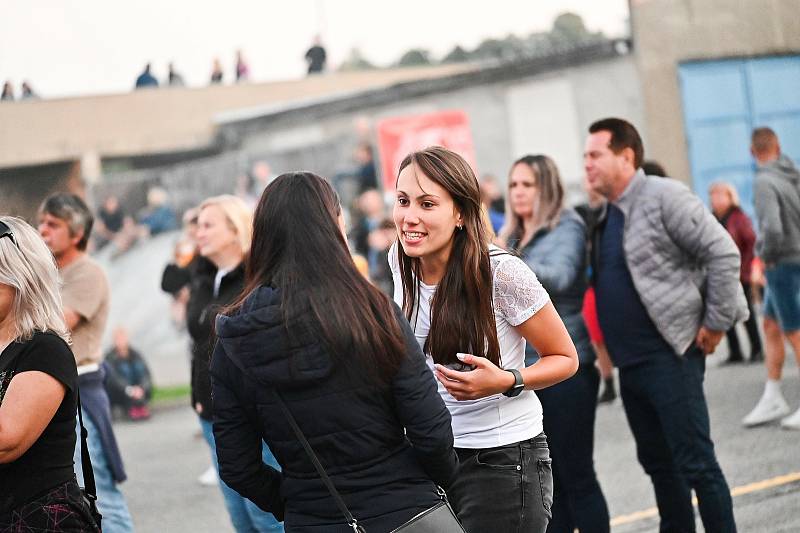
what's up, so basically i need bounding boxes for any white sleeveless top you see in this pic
[389,244,550,449]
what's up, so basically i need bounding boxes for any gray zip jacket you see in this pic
[753,154,800,265]
[592,170,749,355]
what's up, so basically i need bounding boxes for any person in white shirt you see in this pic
[390,146,578,532]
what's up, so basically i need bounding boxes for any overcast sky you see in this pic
[1,1,629,99]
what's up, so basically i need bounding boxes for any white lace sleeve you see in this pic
[493,255,550,326]
[388,242,404,307]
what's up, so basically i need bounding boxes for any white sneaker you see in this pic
[197,465,218,486]
[780,407,800,430]
[742,394,791,427]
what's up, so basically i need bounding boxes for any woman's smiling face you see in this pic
[393,164,462,262]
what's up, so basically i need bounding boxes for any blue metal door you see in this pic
[679,55,800,219]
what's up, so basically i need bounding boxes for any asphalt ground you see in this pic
[113,343,800,532]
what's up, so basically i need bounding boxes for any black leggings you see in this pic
[726,282,762,360]
[537,364,610,533]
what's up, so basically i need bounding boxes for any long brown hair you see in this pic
[498,154,564,248]
[396,147,501,366]
[226,172,406,383]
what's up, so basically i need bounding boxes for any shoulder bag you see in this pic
[77,389,103,530]
[273,391,465,533]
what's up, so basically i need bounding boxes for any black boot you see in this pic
[598,377,616,404]
[723,353,745,364]
[725,328,745,364]
[749,349,764,363]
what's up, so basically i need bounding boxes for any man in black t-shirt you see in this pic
[305,35,327,74]
[95,195,127,250]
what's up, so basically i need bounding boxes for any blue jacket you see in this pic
[514,208,594,365]
[79,368,127,482]
[210,286,458,530]
[134,72,158,88]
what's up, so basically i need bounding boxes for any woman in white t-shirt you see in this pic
[390,146,579,532]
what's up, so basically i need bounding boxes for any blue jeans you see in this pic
[449,434,553,532]
[74,409,134,533]
[537,365,610,533]
[619,348,736,533]
[199,417,284,532]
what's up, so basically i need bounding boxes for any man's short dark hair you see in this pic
[39,193,94,251]
[751,127,779,155]
[589,118,644,169]
[642,160,667,177]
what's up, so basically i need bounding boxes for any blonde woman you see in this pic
[499,155,610,532]
[0,217,99,531]
[708,182,762,365]
[177,195,283,532]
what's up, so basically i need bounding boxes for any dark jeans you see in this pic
[450,433,553,533]
[537,365,610,533]
[725,282,762,360]
[619,348,736,533]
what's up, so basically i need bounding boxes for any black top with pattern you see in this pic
[0,331,77,513]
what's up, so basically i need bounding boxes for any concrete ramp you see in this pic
[96,231,191,387]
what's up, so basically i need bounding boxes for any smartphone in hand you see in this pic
[452,353,477,372]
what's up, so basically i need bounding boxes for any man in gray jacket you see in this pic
[742,127,800,430]
[585,118,746,533]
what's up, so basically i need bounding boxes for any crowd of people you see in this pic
[133,51,253,90]
[1,80,38,101]
[1,118,798,533]
[133,38,328,92]
[3,39,328,102]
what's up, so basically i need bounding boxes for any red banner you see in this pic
[376,110,476,190]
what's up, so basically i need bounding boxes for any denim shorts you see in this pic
[763,263,800,332]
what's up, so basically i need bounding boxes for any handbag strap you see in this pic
[76,388,98,503]
[273,390,365,533]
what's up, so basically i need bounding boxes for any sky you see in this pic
[0,1,630,99]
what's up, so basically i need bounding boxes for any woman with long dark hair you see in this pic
[210,172,459,531]
[498,154,610,532]
[0,217,99,531]
[390,147,579,532]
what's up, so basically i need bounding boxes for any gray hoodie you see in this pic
[754,154,800,265]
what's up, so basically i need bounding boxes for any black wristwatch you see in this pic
[502,368,525,398]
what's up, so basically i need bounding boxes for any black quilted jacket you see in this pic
[210,285,458,531]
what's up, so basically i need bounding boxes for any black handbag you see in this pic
[274,391,466,533]
[76,389,103,531]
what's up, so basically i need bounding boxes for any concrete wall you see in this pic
[506,55,646,198]
[0,161,85,222]
[0,65,471,169]
[632,0,800,183]
[233,54,643,204]
[5,46,641,218]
